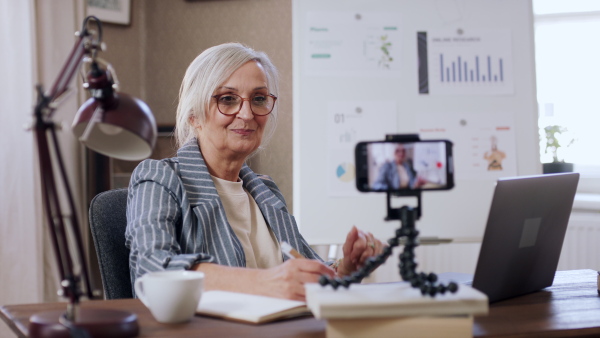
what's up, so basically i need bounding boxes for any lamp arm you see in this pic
[31,17,103,319]
[45,16,102,118]
[45,36,86,110]
[32,116,94,318]
[33,117,72,292]
[49,125,95,300]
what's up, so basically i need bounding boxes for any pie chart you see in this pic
[336,163,355,182]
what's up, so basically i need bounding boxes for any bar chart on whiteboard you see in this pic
[418,29,514,96]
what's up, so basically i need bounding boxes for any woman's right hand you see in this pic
[259,259,335,301]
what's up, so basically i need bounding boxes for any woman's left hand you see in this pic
[336,226,386,277]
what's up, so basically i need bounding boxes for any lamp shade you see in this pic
[72,93,157,161]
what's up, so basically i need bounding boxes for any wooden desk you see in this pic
[473,269,600,337]
[2,270,599,337]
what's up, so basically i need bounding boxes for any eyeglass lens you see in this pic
[215,94,275,116]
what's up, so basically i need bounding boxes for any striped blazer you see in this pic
[125,139,324,286]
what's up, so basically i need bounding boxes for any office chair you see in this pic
[89,188,133,299]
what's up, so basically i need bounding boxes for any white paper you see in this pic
[416,112,517,180]
[197,290,306,323]
[305,12,402,78]
[327,101,397,197]
[421,29,514,95]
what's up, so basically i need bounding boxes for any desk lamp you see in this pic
[28,16,156,337]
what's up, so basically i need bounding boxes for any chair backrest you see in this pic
[89,188,133,299]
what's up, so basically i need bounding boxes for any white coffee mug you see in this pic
[134,270,205,323]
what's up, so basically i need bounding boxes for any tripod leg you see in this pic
[319,206,458,297]
[397,206,458,296]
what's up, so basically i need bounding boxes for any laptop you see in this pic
[441,172,579,303]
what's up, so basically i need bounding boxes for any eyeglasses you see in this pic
[212,93,277,116]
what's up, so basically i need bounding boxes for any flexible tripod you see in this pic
[319,135,458,297]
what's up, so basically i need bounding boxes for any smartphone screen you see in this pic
[355,140,454,192]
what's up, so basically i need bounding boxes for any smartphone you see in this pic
[355,140,454,192]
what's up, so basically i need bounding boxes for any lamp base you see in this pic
[29,309,139,338]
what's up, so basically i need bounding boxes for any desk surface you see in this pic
[2,270,599,338]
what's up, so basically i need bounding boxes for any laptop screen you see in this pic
[471,172,579,303]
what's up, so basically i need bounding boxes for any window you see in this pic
[533,0,600,185]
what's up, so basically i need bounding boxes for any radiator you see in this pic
[365,243,481,283]
[557,212,600,271]
[365,212,600,283]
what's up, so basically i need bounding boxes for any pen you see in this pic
[281,241,305,260]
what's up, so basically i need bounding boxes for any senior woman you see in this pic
[125,42,384,301]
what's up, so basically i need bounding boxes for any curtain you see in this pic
[0,0,44,308]
[0,0,86,316]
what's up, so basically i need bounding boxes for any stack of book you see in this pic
[305,282,489,338]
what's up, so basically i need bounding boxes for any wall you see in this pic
[99,0,295,209]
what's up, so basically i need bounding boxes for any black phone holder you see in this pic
[319,134,458,297]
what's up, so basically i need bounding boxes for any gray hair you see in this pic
[175,42,279,150]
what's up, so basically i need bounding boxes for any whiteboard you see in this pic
[293,0,540,245]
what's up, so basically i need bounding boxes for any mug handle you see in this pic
[134,276,149,306]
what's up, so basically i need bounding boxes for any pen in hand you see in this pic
[281,241,337,282]
[281,241,305,260]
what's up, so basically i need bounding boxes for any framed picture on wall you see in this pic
[87,0,131,25]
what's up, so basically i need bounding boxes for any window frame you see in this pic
[533,9,600,196]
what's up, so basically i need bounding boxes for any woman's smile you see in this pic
[230,128,255,136]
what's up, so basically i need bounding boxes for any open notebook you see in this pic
[196,291,310,324]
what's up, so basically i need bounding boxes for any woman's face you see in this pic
[394,145,406,164]
[198,61,270,159]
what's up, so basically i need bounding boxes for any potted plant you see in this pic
[543,125,574,174]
